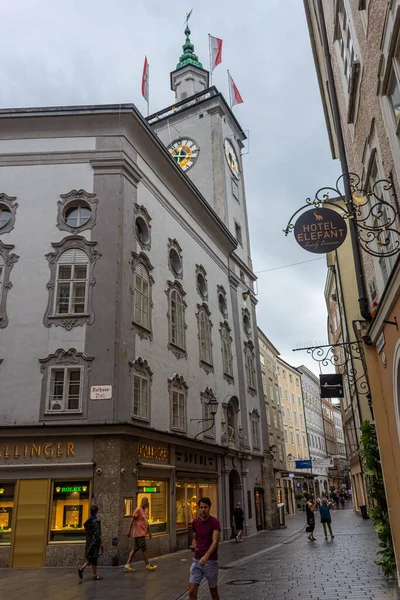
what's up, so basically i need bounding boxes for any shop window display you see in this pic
[50,481,90,542]
[137,480,167,534]
[0,482,15,544]
[176,482,217,529]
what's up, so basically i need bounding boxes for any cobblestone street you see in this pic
[0,508,399,600]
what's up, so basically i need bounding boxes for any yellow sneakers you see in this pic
[146,564,157,571]
[124,565,135,572]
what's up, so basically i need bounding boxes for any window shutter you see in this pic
[135,263,149,281]
[58,249,88,264]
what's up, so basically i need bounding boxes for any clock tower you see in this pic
[148,25,252,272]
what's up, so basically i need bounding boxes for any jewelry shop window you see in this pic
[0,482,16,544]
[137,480,168,534]
[176,482,218,529]
[50,481,90,542]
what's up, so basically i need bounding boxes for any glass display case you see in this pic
[0,482,15,544]
[50,481,90,542]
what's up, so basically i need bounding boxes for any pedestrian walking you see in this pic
[233,502,244,543]
[189,497,221,600]
[319,498,335,540]
[305,497,316,542]
[78,505,103,581]
[339,492,345,509]
[124,496,157,572]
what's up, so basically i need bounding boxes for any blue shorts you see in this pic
[189,558,219,589]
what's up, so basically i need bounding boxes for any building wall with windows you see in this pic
[0,98,272,566]
[258,328,286,507]
[297,365,329,496]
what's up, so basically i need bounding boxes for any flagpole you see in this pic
[209,34,212,86]
[227,70,232,109]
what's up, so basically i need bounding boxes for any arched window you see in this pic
[197,305,213,367]
[220,322,233,380]
[54,249,89,315]
[171,289,185,349]
[133,263,150,330]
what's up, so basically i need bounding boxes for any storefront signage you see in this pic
[55,485,87,494]
[294,208,347,254]
[295,460,312,469]
[138,486,160,493]
[137,443,169,461]
[0,441,75,460]
[175,449,216,470]
[90,385,112,400]
[319,373,344,398]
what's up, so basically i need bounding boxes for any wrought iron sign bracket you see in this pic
[383,317,398,330]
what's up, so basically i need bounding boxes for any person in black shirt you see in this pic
[305,498,316,542]
[233,502,244,543]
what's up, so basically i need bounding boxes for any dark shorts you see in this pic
[235,521,244,530]
[321,518,331,524]
[133,536,147,552]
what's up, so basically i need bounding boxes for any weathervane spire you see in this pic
[176,8,203,71]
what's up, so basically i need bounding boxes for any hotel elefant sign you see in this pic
[294,208,347,254]
[0,437,92,464]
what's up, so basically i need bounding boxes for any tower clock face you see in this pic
[168,138,199,172]
[224,139,240,179]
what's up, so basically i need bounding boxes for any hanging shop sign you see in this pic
[295,460,312,469]
[319,373,344,398]
[294,208,347,254]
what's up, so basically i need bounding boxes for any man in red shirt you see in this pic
[189,497,221,599]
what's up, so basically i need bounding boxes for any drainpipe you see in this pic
[316,0,371,322]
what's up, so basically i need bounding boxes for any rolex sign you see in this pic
[294,208,347,254]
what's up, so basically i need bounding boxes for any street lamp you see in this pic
[193,397,219,440]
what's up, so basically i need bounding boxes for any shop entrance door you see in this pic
[12,479,50,567]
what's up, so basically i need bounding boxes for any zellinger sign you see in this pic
[294,208,347,254]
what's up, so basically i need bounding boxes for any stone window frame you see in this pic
[217,285,228,318]
[220,320,234,384]
[130,252,154,340]
[196,303,214,374]
[244,341,257,396]
[166,280,188,359]
[0,240,19,329]
[43,235,101,331]
[195,264,208,301]
[129,357,153,424]
[168,374,188,433]
[168,238,183,279]
[39,348,94,420]
[242,307,252,338]
[133,204,152,251]
[249,408,261,450]
[201,387,217,440]
[0,193,18,235]
[57,189,98,234]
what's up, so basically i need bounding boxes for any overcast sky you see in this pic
[0,0,341,374]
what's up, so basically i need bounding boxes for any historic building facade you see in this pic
[258,328,287,508]
[0,27,274,567]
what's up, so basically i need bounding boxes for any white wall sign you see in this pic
[90,385,112,400]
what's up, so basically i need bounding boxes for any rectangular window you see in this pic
[47,367,83,413]
[389,70,400,123]
[296,431,300,446]
[285,389,288,401]
[259,353,265,366]
[278,444,283,461]
[252,419,260,449]
[290,428,294,444]
[287,407,291,421]
[50,481,90,541]
[176,482,217,529]
[291,392,295,404]
[124,498,134,517]
[300,414,303,427]
[234,222,243,245]
[55,264,88,315]
[133,268,150,329]
[138,480,168,534]
[283,370,286,379]
[232,178,239,201]
[294,410,297,424]
[303,434,307,448]
[133,374,149,420]
[298,395,301,407]
[172,391,186,431]
[296,378,299,386]
[262,373,267,395]
[289,374,292,383]
[279,386,282,399]
[266,404,271,425]
[284,425,288,443]
[0,482,15,544]
[273,407,278,429]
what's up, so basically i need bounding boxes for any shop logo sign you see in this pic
[294,208,347,254]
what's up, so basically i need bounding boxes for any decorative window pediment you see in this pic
[43,236,100,330]
[130,252,154,340]
[57,189,98,234]
[134,204,152,251]
[0,193,18,234]
[129,356,153,380]
[0,240,19,329]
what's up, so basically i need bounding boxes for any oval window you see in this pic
[65,203,91,228]
[135,217,151,245]
[170,248,183,276]
[0,207,11,229]
[197,273,207,298]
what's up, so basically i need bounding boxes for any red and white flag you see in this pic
[227,71,243,107]
[142,56,149,103]
[209,35,223,72]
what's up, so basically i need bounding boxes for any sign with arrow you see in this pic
[319,373,344,398]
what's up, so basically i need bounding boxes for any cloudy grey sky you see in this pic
[0,0,341,374]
